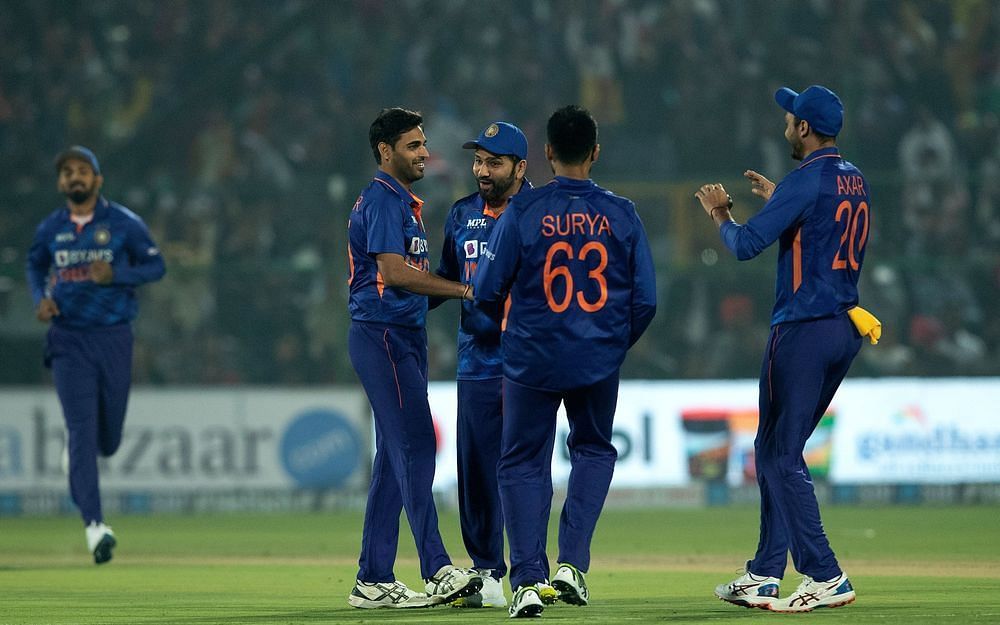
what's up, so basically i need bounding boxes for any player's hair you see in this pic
[547,105,598,164]
[369,107,423,164]
[794,116,835,141]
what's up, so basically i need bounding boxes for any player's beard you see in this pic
[478,170,516,207]
[64,183,97,204]
[789,135,806,161]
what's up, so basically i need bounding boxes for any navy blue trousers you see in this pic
[456,378,506,578]
[46,323,132,526]
[750,315,860,581]
[349,321,451,582]
[499,372,619,590]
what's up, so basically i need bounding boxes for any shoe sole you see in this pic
[347,596,432,609]
[93,534,116,565]
[551,579,588,606]
[511,603,543,618]
[716,594,774,610]
[432,577,483,605]
[768,593,856,613]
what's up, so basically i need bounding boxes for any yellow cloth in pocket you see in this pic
[848,306,881,345]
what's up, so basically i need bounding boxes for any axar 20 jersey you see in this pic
[347,170,431,329]
[26,197,165,328]
[434,182,532,380]
[474,176,657,391]
[720,147,871,325]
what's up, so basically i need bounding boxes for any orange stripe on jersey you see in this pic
[347,245,355,286]
[797,153,840,169]
[501,294,512,332]
[792,227,802,293]
[376,271,385,297]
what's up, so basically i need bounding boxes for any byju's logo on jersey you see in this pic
[466,218,489,228]
[464,240,480,259]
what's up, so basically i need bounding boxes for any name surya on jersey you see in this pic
[541,212,612,237]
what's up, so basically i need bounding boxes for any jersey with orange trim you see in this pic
[474,176,657,391]
[347,170,430,328]
[432,182,532,380]
[719,147,871,325]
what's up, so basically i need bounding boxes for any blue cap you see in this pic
[55,145,101,174]
[462,122,528,160]
[774,85,844,137]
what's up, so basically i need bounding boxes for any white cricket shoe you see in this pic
[347,579,433,608]
[552,562,589,606]
[768,572,856,613]
[715,561,780,609]
[424,564,482,605]
[85,522,116,565]
[451,569,507,607]
[508,584,544,618]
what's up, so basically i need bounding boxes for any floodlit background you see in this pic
[1,0,998,513]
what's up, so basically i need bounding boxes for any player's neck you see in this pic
[67,196,98,217]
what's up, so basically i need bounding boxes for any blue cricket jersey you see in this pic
[720,147,871,325]
[347,170,431,329]
[474,176,657,391]
[26,197,165,328]
[433,181,532,380]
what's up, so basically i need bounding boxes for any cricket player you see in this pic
[26,146,166,564]
[474,105,657,618]
[346,107,482,609]
[432,121,557,608]
[696,85,876,612]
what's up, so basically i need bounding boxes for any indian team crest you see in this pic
[94,227,111,245]
[484,123,499,138]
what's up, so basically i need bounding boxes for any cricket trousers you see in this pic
[349,321,451,582]
[46,323,133,526]
[750,314,861,581]
[499,371,620,590]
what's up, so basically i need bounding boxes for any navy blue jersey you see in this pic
[435,182,532,380]
[26,197,165,328]
[720,147,871,325]
[474,176,657,391]
[347,171,431,329]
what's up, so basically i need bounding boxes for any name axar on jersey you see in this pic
[27,197,163,327]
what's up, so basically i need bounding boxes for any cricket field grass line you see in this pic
[0,506,998,624]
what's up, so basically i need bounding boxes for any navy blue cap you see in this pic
[774,85,844,137]
[462,122,528,160]
[55,145,101,174]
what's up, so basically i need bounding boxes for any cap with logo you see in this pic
[774,85,844,137]
[462,122,528,160]
[55,145,101,175]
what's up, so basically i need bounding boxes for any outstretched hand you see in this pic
[694,183,731,218]
[744,170,775,201]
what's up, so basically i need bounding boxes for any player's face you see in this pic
[472,149,521,207]
[784,112,806,161]
[385,126,429,184]
[57,159,103,204]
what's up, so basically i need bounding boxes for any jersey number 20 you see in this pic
[831,199,869,271]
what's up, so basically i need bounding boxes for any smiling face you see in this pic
[472,149,523,207]
[57,158,103,206]
[381,126,429,186]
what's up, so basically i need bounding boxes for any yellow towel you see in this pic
[848,306,882,345]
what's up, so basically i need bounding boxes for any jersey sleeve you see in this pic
[628,211,657,346]
[365,198,406,256]
[112,214,166,286]
[720,175,813,260]
[473,203,521,306]
[25,220,53,305]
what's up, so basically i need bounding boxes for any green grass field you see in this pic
[2,505,999,624]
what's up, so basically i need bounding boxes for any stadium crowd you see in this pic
[1,0,998,384]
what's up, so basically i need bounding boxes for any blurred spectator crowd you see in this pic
[0,0,998,384]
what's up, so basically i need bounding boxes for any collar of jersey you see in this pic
[374,170,422,208]
[550,175,595,188]
[797,147,840,169]
[61,196,109,222]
